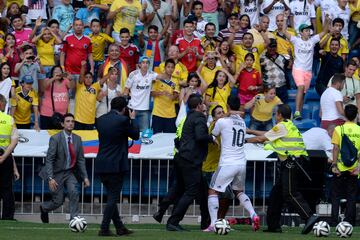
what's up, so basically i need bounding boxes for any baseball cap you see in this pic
[298,24,312,32]
[269,38,277,48]
[21,75,34,84]
[139,56,150,64]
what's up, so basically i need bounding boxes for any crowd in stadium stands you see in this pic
[0,0,360,133]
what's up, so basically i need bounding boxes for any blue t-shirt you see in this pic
[52,4,75,33]
[75,8,101,35]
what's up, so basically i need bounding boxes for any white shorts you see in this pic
[210,165,246,193]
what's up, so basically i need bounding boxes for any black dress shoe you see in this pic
[98,229,116,236]
[166,223,189,232]
[263,228,282,233]
[302,215,319,234]
[153,210,165,223]
[40,206,49,223]
[116,226,134,236]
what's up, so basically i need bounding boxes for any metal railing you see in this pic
[8,157,277,221]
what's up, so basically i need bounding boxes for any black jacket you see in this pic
[178,110,213,166]
[95,110,139,173]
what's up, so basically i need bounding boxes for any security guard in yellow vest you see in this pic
[246,104,318,234]
[330,104,360,226]
[0,94,19,220]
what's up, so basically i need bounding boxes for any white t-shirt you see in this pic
[333,5,350,40]
[24,0,48,20]
[0,77,13,114]
[125,69,157,110]
[289,0,316,33]
[212,114,247,166]
[290,34,320,71]
[144,0,172,35]
[195,19,208,39]
[314,0,338,23]
[302,127,332,151]
[320,86,344,121]
[96,83,121,118]
[240,0,260,26]
[261,0,290,31]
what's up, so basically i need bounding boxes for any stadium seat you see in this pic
[302,104,312,119]
[304,89,320,102]
[293,119,317,132]
[312,106,321,126]
[287,89,297,102]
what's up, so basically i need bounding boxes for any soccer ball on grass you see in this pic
[69,216,87,232]
[214,218,231,235]
[313,221,330,237]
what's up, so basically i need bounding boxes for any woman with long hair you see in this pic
[1,34,20,82]
[39,65,75,129]
[0,62,15,113]
[244,84,282,131]
[217,40,236,75]
[179,72,208,104]
[205,69,236,113]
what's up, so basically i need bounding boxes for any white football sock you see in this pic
[237,192,256,218]
[208,194,219,226]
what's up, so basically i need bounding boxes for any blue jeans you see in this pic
[135,110,150,132]
[249,117,273,131]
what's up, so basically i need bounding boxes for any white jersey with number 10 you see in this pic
[212,114,247,166]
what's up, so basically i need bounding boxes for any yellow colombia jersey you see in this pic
[201,37,217,54]
[273,29,295,56]
[159,61,188,87]
[110,0,141,35]
[205,82,232,113]
[11,86,39,124]
[200,65,222,85]
[0,30,5,50]
[152,78,179,118]
[202,121,221,172]
[36,38,55,66]
[232,44,265,73]
[74,81,101,124]
[321,34,349,56]
[252,95,282,122]
[90,33,115,61]
[331,122,360,172]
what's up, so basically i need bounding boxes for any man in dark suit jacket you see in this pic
[39,113,90,223]
[166,95,216,231]
[95,96,139,236]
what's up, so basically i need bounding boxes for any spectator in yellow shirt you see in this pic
[11,75,39,130]
[151,59,179,134]
[89,19,115,82]
[244,84,282,131]
[74,61,107,130]
[198,53,223,85]
[320,18,349,61]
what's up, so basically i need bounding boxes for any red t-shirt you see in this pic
[238,68,262,96]
[119,44,139,74]
[62,34,92,74]
[176,36,203,73]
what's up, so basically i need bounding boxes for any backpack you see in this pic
[340,126,358,167]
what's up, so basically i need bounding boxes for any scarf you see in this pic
[146,39,161,74]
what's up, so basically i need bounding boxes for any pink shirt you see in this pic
[200,0,218,13]
[40,79,70,117]
[12,28,33,47]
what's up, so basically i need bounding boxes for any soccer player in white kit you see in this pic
[204,95,260,232]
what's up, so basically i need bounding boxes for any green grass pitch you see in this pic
[0,221,358,240]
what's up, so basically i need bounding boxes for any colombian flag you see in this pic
[47,130,141,154]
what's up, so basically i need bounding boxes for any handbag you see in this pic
[340,126,358,167]
[50,82,63,129]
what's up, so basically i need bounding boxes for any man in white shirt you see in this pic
[204,95,260,232]
[239,0,260,26]
[333,0,350,40]
[289,0,316,34]
[261,0,290,31]
[302,127,333,160]
[320,73,346,131]
[143,0,172,36]
[124,56,157,131]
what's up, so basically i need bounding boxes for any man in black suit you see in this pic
[95,96,139,236]
[166,95,217,231]
[39,113,90,223]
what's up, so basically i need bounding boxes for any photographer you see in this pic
[328,61,360,110]
[95,96,139,236]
